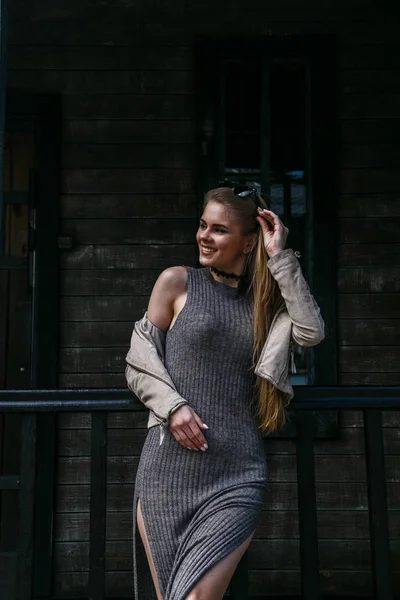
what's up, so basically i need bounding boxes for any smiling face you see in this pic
[196,201,256,273]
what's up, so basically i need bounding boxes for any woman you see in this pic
[125,184,325,600]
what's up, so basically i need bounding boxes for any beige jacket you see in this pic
[125,248,325,430]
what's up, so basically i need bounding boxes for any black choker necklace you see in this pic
[210,266,244,282]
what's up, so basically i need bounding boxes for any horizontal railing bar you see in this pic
[0,399,399,411]
[0,385,399,400]
[0,474,19,489]
[0,386,399,411]
[0,398,140,412]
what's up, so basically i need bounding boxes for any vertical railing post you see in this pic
[363,408,393,600]
[296,410,320,600]
[230,548,248,600]
[16,413,37,600]
[33,414,56,599]
[89,411,108,600]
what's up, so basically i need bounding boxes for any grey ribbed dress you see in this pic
[133,266,267,600]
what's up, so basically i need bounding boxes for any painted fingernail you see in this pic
[201,444,208,451]
[257,207,263,213]
[203,423,209,429]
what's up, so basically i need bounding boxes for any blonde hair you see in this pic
[203,187,288,432]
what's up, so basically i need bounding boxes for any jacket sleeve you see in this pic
[125,316,188,426]
[267,248,325,346]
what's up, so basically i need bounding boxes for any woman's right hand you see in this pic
[169,405,209,451]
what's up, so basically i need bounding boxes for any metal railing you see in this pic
[0,386,399,600]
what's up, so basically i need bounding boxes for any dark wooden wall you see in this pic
[6,0,400,596]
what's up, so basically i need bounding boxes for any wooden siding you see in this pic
[6,0,400,596]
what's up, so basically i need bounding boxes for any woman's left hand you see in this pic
[256,208,289,258]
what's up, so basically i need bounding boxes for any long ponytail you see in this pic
[248,220,288,432]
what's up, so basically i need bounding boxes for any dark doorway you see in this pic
[0,95,60,599]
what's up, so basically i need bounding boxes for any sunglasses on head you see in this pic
[217,180,259,204]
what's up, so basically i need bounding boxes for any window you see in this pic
[197,37,338,436]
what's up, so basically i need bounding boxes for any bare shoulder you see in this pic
[147,267,188,330]
[154,266,187,297]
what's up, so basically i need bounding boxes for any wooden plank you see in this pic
[52,538,400,572]
[67,339,400,377]
[250,570,400,596]
[339,194,400,217]
[64,120,195,144]
[62,169,195,195]
[56,427,400,458]
[60,221,195,245]
[340,170,400,194]
[57,411,147,430]
[105,408,400,430]
[57,428,146,457]
[339,346,400,372]
[63,143,196,169]
[61,194,197,219]
[60,295,148,321]
[57,457,137,484]
[63,94,195,119]
[52,570,400,597]
[338,267,400,293]
[60,244,196,270]
[341,69,400,93]
[340,373,400,385]
[8,2,383,23]
[7,70,193,94]
[8,45,192,70]
[53,509,400,543]
[338,243,400,267]
[341,119,400,143]
[339,45,400,69]
[340,218,400,242]
[8,19,191,46]
[60,269,160,296]
[54,510,400,542]
[340,142,400,167]
[14,0,382,14]
[340,410,400,428]
[56,454,400,485]
[341,95,400,120]
[58,373,127,388]
[60,322,135,348]
[339,319,400,345]
[58,413,92,429]
[9,16,400,47]
[54,513,91,542]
